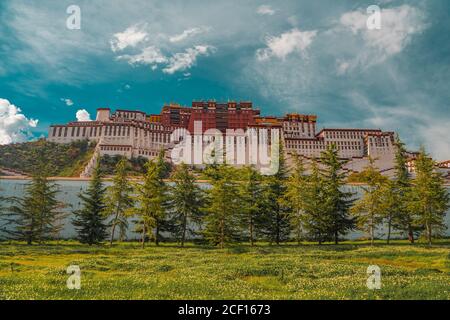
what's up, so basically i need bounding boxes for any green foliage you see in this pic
[0,139,94,177]
[237,166,263,245]
[4,174,66,244]
[257,145,291,244]
[409,147,450,244]
[72,160,108,245]
[320,144,355,244]
[132,152,170,247]
[169,163,204,246]
[351,158,386,245]
[390,136,416,242]
[100,155,148,176]
[203,165,241,248]
[301,159,330,243]
[104,158,134,244]
[284,155,308,244]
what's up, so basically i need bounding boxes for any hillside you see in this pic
[0,139,95,177]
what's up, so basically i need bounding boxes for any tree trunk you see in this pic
[275,213,280,245]
[387,217,392,245]
[155,222,160,246]
[408,224,414,243]
[141,223,146,249]
[334,230,338,245]
[426,222,432,245]
[249,217,254,246]
[220,217,224,249]
[181,214,187,247]
[370,223,374,246]
[110,208,120,245]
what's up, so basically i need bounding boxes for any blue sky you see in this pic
[0,0,449,159]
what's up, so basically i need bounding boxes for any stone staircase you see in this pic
[80,141,102,178]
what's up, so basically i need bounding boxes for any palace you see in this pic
[48,100,404,176]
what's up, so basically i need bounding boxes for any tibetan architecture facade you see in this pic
[48,101,401,175]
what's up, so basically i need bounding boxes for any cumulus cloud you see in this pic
[257,5,275,16]
[111,23,215,74]
[76,109,92,122]
[339,5,427,72]
[61,98,74,106]
[0,98,38,145]
[169,27,209,43]
[256,28,317,61]
[163,45,215,74]
[117,46,168,66]
[110,23,148,52]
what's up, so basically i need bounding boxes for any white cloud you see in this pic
[110,23,148,52]
[163,45,215,74]
[76,109,92,122]
[0,98,38,145]
[61,98,74,106]
[169,27,209,43]
[336,60,350,75]
[257,5,275,16]
[256,28,317,61]
[339,5,427,72]
[117,46,168,66]
[348,92,450,161]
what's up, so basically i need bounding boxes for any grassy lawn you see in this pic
[0,240,449,300]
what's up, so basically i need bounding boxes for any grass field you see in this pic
[0,240,449,300]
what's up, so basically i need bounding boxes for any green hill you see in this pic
[0,139,95,177]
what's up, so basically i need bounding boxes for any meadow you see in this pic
[0,240,449,300]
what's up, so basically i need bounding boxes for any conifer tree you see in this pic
[283,155,308,244]
[133,156,169,247]
[203,164,240,248]
[321,144,355,244]
[409,148,449,245]
[0,182,7,237]
[105,158,134,244]
[391,135,416,242]
[6,149,66,244]
[238,166,263,246]
[302,159,330,244]
[377,180,398,244]
[258,144,291,245]
[169,163,204,246]
[351,159,386,245]
[72,160,108,245]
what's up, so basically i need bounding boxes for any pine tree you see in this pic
[0,182,7,238]
[321,144,355,244]
[351,159,386,246]
[0,188,7,239]
[258,144,291,245]
[72,160,108,245]
[238,166,263,246]
[5,150,66,245]
[104,158,134,244]
[283,155,308,244]
[302,159,330,244]
[203,165,240,248]
[377,180,398,244]
[409,148,449,245]
[391,135,416,242]
[169,163,204,246]
[132,156,169,247]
